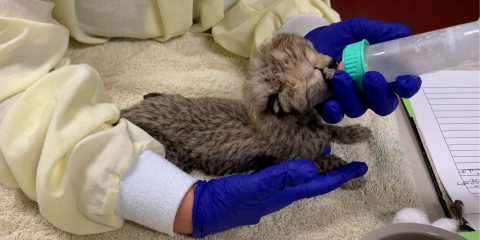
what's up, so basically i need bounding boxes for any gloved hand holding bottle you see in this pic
[304,17,423,123]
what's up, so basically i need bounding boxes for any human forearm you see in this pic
[173,185,195,234]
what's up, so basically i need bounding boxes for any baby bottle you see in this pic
[341,20,480,92]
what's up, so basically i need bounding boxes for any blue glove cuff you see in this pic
[304,26,327,39]
[192,180,208,238]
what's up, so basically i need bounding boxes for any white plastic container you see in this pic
[342,20,480,91]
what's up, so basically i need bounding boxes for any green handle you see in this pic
[341,39,370,92]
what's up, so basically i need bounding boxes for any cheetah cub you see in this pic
[121,34,371,189]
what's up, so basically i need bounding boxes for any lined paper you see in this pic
[409,71,479,225]
[424,83,480,194]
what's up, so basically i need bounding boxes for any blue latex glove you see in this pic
[305,17,422,123]
[192,159,368,238]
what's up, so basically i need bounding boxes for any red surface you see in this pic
[331,0,480,35]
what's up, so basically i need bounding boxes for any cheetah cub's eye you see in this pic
[314,67,327,79]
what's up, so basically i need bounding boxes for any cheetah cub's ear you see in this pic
[243,34,338,116]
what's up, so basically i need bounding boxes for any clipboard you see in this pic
[403,97,476,231]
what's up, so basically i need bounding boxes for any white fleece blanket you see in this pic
[0,32,424,240]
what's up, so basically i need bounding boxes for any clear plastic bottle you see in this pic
[342,20,480,91]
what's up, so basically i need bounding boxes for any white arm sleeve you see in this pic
[115,149,197,236]
[277,13,330,37]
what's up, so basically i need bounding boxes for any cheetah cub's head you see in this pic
[243,33,337,117]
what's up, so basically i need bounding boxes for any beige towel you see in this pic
[0,32,423,240]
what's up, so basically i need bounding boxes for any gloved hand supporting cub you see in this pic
[191,159,368,238]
